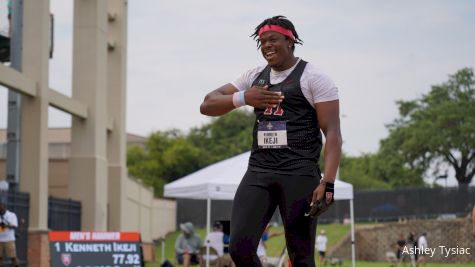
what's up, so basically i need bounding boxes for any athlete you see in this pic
[200,15,342,267]
[472,204,475,238]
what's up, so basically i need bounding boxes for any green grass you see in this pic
[265,223,351,257]
[148,223,350,266]
[353,262,474,267]
[147,261,474,267]
[146,224,472,267]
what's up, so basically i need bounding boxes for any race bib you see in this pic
[257,121,288,149]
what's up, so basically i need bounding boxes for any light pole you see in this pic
[435,172,448,187]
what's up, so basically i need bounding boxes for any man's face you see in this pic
[259,31,293,70]
[184,231,191,238]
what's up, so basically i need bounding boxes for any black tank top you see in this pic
[248,60,323,176]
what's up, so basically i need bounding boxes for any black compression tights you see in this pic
[229,170,319,267]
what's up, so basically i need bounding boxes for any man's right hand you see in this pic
[244,85,284,109]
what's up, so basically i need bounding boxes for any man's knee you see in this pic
[288,247,315,267]
[290,255,315,267]
[177,253,190,264]
[229,239,258,266]
[229,239,249,259]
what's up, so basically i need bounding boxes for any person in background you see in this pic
[315,229,328,266]
[203,221,235,267]
[417,232,428,266]
[406,232,418,267]
[7,0,12,36]
[257,224,284,266]
[175,222,202,267]
[0,202,19,267]
[204,222,225,258]
[472,204,475,238]
[396,234,408,266]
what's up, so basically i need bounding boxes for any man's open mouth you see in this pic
[265,51,276,60]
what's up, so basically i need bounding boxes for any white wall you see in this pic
[124,177,176,242]
[152,198,176,239]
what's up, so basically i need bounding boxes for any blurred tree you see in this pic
[339,151,424,189]
[381,68,475,189]
[127,129,208,196]
[373,143,425,187]
[339,153,392,189]
[127,110,254,197]
[188,109,254,162]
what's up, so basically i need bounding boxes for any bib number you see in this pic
[257,121,288,149]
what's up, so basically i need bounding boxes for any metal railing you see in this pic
[48,196,81,230]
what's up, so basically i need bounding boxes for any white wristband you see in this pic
[232,91,246,108]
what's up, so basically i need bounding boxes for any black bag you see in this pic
[161,260,174,267]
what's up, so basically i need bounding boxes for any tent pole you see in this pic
[206,197,211,267]
[350,198,355,267]
[161,238,165,264]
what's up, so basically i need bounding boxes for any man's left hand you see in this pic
[305,180,334,218]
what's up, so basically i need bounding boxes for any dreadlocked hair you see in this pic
[251,15,303,49]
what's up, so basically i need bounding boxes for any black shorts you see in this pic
[177,253,199,265]
[319,251,326,257]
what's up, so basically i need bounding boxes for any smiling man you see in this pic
[200,15,342,267]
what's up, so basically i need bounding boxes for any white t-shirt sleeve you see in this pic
[231,62,338,106]
[309,73,339,103]
[301,63,339,105]
[231,65,266,91]
[10,213,18,227]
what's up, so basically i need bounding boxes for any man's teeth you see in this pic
[266,52,275,57]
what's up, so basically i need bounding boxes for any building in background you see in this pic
[0,128,176,262]
[0,1,174,265]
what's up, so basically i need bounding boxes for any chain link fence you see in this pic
[176,186,475,227]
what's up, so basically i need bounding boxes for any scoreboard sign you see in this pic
[49,231,143,267]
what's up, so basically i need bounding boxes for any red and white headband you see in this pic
[258,25,295,40]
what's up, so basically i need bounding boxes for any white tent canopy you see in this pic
[164,151,356,267]
[165,151,353,200]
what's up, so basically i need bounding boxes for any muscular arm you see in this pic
[175,235,184,254]
[200,83,239,116]
[316,100,342,183]
[1,214,18,229]
[200,83,284,116]
[309,100,342,208]
[268,232,284,239]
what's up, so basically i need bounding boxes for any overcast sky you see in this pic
[1,0,474,165]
